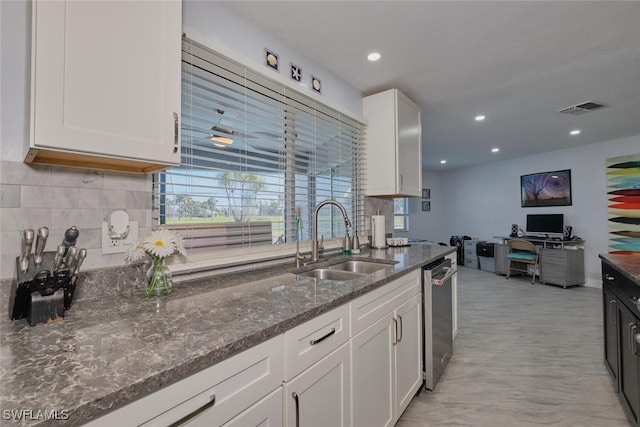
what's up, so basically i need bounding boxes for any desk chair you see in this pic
[505,239,539,284]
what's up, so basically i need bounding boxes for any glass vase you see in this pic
[145,258,172,297]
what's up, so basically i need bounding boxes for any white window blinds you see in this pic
[155,37,366,255]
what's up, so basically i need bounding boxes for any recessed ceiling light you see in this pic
[570,129,581,135]
[440,160,447,164]
[367,52,381,62]
[475,115,486,121]
[491,148,500,153]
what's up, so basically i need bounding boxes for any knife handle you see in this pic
[54,245,66,270]
[62,226,80,249]
[65,246,78,271]
[20,229,35,273]
[33,227,49,267]
[73,248,87,276]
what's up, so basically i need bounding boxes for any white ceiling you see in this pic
[222,1,640,170]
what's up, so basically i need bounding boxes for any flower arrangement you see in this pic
[126,229,187,296]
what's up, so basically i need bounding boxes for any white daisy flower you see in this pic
[142,229,177,259]
[125,242,147,263]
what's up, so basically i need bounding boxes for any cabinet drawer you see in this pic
[284,304,350,381]
[88,336,283,427]
[350,270,420,337]
[540,250,567,263]
[465,257,478,268]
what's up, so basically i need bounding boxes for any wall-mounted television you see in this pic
[526,214,564,234]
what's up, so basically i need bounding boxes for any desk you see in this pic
[494,236,585,288]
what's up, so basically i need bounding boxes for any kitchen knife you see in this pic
[33,226,49,267]
[19,229,35,273]
[53,245,66,269]
[61,226,80,254]
[65,246,78,271]
[73,248,87,276]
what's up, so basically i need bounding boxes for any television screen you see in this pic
[526,214,564,234]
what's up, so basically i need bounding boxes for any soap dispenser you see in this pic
[342,230,352,255]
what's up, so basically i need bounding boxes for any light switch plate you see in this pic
[101,221,138,254]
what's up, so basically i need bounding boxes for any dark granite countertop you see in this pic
[0,243,454,426]
[599,253,640,287]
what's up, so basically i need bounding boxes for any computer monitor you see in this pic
[526,214,564,235]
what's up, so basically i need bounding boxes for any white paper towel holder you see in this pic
[371,215,387,248]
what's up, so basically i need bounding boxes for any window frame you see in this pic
[393,198,409,232]
[157,35,367,274]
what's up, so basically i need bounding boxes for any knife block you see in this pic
[9,251,79,326]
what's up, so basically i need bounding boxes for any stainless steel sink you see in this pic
[328,260,393,274]
[296,269,364,280]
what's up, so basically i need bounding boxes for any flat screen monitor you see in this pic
[526,214,564,234]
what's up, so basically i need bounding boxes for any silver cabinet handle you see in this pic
[609,300,617,325]
[292,392,300,427]
[400,174,404,190]
[604,274,615,282]
[629,323,636,353]
[392,317,398,345]
[173,112,179,153]
[632,325,639,356]
[397,315,403,343]
[168,394,215,427]
[309,328,335,345]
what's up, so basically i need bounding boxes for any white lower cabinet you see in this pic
[351,272,423,427]
[283,343,351,427]
[351,312,395,427]
[394,294,423,418]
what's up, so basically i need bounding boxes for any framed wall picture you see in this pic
[422,201,431,211]
[422,188,430,199]
[521,169,572,207]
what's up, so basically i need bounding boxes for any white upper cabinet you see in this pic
[363,89,422,197]
[26,0,182,174]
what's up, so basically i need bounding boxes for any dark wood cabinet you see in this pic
[603,285,619,387]
[619,302,640,425]
[602,260,640,426]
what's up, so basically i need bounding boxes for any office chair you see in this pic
[505,238,539,284]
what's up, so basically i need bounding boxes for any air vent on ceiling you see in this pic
[557,101,608,115]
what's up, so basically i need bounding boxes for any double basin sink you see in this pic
[296,260,396,281]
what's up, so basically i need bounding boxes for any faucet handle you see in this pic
[318,235,324,253]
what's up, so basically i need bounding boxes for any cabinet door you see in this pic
[30,0,181,170]
[603,285,619,387]
[395,91,422,196]
[221,388,282,427]
[283,343,351,427]
[618,303,640,425]
[394,294,423,422]
[351,312,395,427]
[363,89,421,197]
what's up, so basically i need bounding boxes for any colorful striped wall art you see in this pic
[606,153,640,255]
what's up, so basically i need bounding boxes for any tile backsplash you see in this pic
[0,158,397,280]
[0,160,153,279]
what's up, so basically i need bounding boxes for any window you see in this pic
[155,37,366,263]
[394,198,409,231]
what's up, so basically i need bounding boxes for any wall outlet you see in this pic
[101,221,139,255]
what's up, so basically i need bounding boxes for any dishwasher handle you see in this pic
[432,266,456,286]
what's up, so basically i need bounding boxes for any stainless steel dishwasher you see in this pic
[422,257,456,390]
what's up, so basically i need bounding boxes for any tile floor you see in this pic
[397,266,630,427]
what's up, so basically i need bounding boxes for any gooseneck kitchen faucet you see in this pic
[311,200,352,262]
